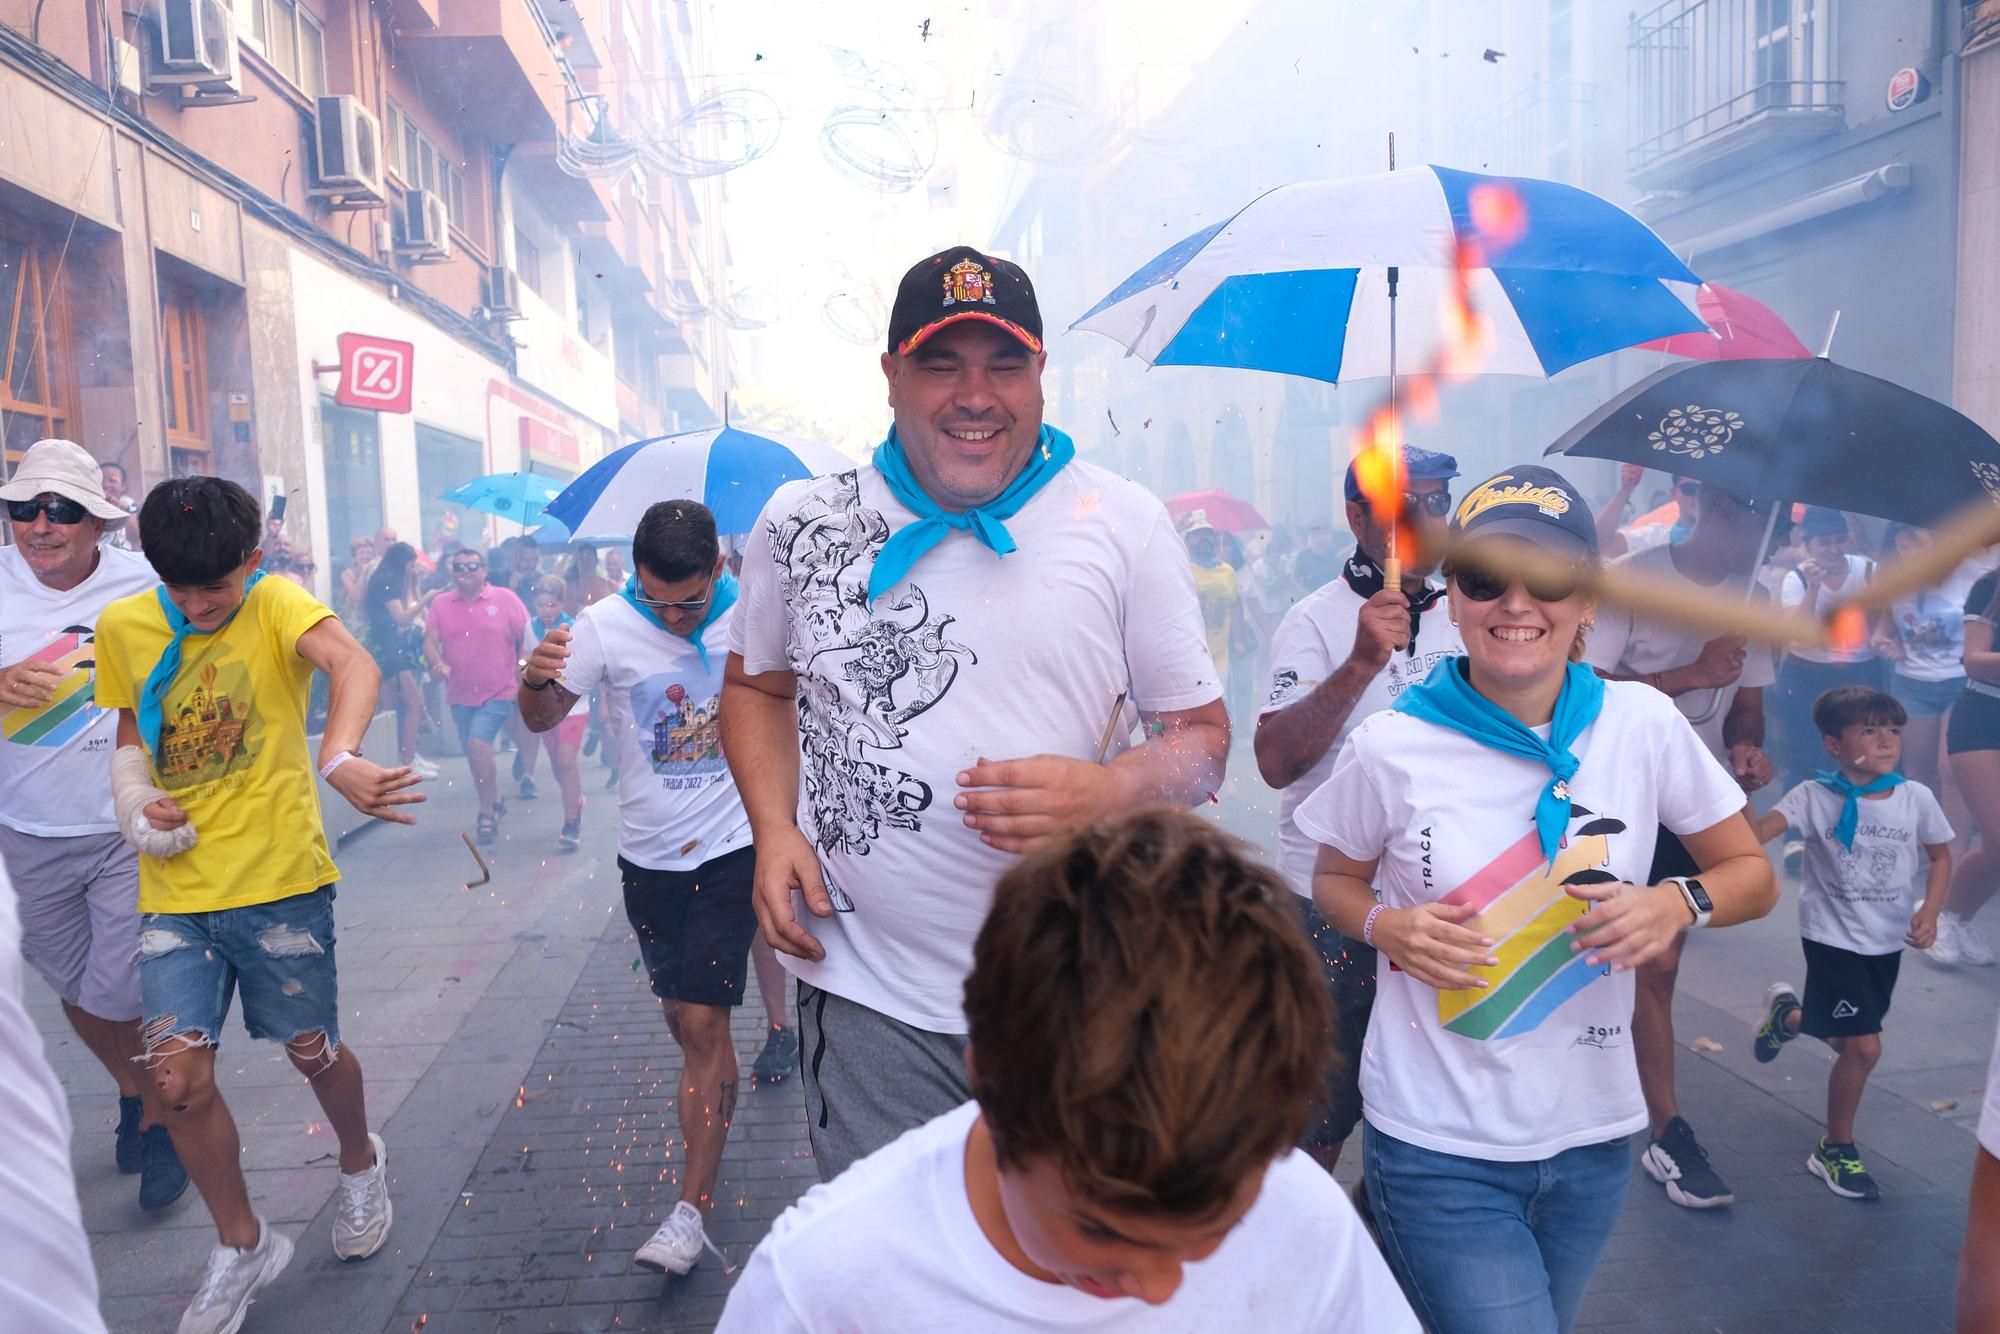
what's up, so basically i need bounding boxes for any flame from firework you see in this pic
[1347,183,1526,570]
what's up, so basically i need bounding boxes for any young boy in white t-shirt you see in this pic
[1751,685,1953,1201]
[715,810,1417,1332]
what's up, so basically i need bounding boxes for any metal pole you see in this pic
[1818,310,1842,358]
[1384,131,1402,586]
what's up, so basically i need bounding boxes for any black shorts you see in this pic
[1297,899,1374,1151]
[1946,687,2000,755]
[619,846,758,1008]
[1648,826,1701,883]
[1799,938,1901,1039]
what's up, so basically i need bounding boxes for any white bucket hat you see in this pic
[0,439,130,521]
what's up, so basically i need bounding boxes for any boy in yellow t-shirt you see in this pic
[94,478,424,1333]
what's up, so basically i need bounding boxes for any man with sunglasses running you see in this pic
[1255,443,1461,1171]
[425,547,530,844]
[518,499,756,1276]
[1586,480,1778,1210]
[0,440,188,1212]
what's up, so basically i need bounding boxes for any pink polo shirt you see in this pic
[429,583,530,707]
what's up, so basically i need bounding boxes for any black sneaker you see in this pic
[752,1025,799,1084]
[139,1123,189,1210]
[1641,1116,1734,1208]
[116,1094,145,1174]
[1809,1138,1881,1201]
[1752,982,1802,1064]
[558,817,581,853]
[605,768,620,791]
[519,775,540,801]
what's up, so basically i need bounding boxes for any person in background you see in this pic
[1248,528,1301,625]
[1294,523,1343,591]
[522,575,586,852]
[1774,508,1881,792]
[1219,530,1261,731]
[1596,464,1697,559]
[1749,686,1951,1201]
[1585,480,1778,1211]
[503,535,545,598]
[716,811,1419,1332]
[604,548,629,588]
[1181,511,1245,700]
[425,547,531,844]
[337,536,376,621]
[564,546,616,614]
[98,460,140,551]
[363,543,443,780]
[1958,1017,2000,1330]
[1937,566,2000,967]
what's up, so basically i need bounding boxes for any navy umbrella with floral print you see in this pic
[1547,357,2000,529]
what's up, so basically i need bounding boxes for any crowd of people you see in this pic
[2,244,1999,1334]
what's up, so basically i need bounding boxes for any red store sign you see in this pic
[332,333,415,413]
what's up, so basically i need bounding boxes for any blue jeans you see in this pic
[450,697,515,748]
[1365,1124,1631,1334]
[135,887,342,1055]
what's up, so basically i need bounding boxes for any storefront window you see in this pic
[320,397,384,563]
[415,422,485,557]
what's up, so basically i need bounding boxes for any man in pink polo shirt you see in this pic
[424,546,530,843]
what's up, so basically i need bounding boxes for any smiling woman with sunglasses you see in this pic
[1295,464,1776,1334]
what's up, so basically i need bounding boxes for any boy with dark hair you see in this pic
[519,498,768,1276]
[1752,684,1952,1201]
[95,477,423,1333]
[716,809,1416,1330]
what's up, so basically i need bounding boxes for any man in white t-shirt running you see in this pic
[1255,441,1460,1169]
[519,499,758,1276]
[0,439,187,1212]
[715,810,1418,1333]
[1586,480,1779,1210]
[724,246,1227,1181]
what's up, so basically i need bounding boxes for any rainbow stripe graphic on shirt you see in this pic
[2,628,99,748]
[1435,812,1626,1041]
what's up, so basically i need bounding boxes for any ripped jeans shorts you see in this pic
[136,887,342,1061]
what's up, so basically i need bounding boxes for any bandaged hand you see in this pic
[111,745,198,859]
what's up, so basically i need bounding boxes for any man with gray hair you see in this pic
[0,440,186,1210]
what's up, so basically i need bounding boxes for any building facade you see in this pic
[0,0,730,582]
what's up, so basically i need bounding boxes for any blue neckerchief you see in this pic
[1394,657,1606,866]
[530,612,573,643]
[138,571,268,755]
[1669,520,1693,544]
[1815,769,1906,850]
[866,423,1075,603]
[620,572,737,672]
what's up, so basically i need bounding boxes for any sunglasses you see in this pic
[1674,481,1700,497]
[8,497,87,525]
[1404,489,1454,518]
[1448,558,1586,604]
[631,575,714,612]
[450,561,484,573]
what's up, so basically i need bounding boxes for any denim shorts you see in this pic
[1889,672,1964,721]
[451,696,515,748]
[135,887,342,1053]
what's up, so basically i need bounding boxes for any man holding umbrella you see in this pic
[723,246,1227,1180]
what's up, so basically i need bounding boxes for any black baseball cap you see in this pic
[887,246,1044,358]
[1449,464,1598,557]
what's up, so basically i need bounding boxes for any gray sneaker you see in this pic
[332,1132,393,1261]
[178,1220,293,1334]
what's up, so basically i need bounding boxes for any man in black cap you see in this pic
[723,247,1229,1179]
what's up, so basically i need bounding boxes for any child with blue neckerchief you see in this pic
[1751,684,1953,1201]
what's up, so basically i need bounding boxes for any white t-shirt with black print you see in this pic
[1261,552,1463,897]
[1889,556,1991,683]
[556,596,748,872]
[1781,554,1877,666]
[1296,681,1745,1161]
[731,462,1221,1034]
[715,1101,1419,1334]
[1585,542,1776,761]
[1772,780,1953,956]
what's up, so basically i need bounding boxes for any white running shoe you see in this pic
[633,1200,726,1275]
[407,754,441,780]
[1930,913,1966,966]
[332,1132,393,1261]
[178,1219,293,1334]
[1953,914,1996,966]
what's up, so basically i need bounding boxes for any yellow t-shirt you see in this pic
[1189,560,1239,673]
[95,576,339,914]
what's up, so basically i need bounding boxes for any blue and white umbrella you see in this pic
[543,426,856,538]
[1072,165,1705,383]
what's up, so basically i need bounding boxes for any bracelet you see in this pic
[520,667,554,692]
[318,750,358,781]
[1362,903,1387,947]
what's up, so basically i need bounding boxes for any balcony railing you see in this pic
[1627,0,1842,176]
[1455,81,1598,187]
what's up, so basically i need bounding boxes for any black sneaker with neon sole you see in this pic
[1752,982,1802,1064]
[752,1025,799,1084]
[1641,1116,1735,1208]
[1809,1138,1881,1201]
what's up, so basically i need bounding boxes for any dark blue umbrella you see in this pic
[1546,358,2000,528]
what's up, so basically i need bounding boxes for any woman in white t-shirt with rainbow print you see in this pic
[1300,465,1778,1334]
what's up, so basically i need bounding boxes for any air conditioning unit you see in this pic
[395,188,451,262]
[309,96,388,207]
[483,265,523,320]
[147,0,241,94]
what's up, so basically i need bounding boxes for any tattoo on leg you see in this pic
[719,1079,738,1129]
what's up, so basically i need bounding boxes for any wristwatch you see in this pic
[1667,876,1713,929]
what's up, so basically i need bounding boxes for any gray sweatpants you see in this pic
[797,981,970,1181]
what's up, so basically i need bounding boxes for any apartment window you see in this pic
[237,0,326,97]
[160,285,210,457]
[513,228,543,297]
[0,225,75,468]
[386,100,470,231]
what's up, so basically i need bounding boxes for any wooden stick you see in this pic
[1828,493,2000,614]
[1094,690,1129,764]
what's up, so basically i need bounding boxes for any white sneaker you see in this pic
[332,1132,392,1261]
[1930,913,1966,966]
[407,754,441,780]
[178,1219,293,1334]
[1954,914,1996,966]
[633,1200,725,1275]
